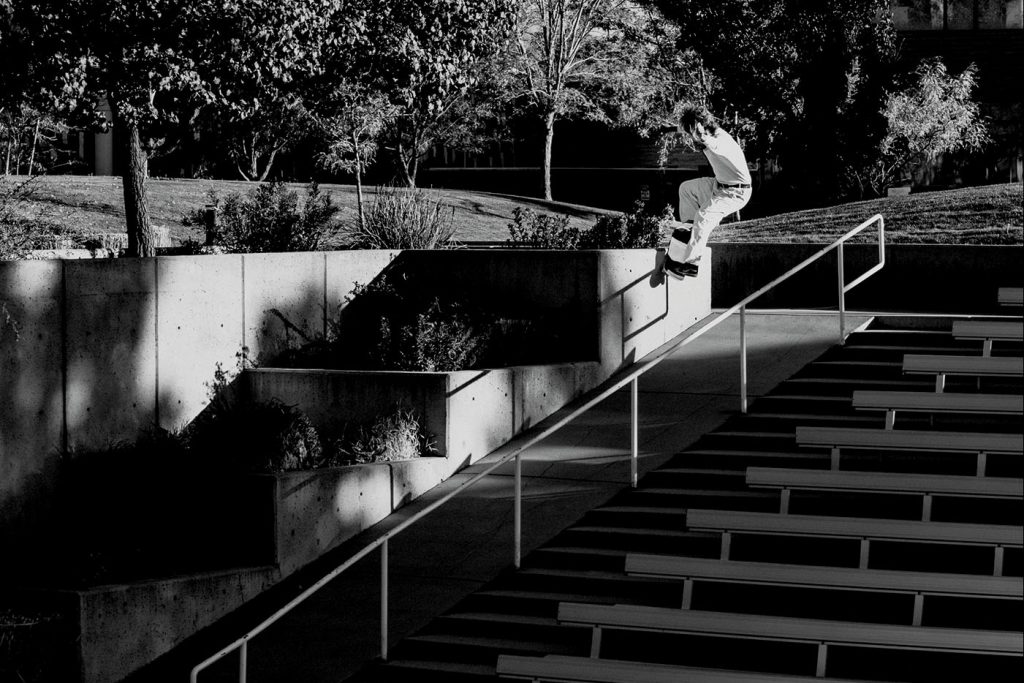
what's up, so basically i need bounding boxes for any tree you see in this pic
[647,0,897,203]
[220,99,313,182]
[1,105,63,175]
[365,0,518,187]
[505,1,691,200]
[863,58,990,196]
[316,83,399,232]
[5,1,338,256]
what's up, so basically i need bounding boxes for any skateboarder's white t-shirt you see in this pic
[701,129,751,186]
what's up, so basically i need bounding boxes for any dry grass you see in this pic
[717,183,1023,245]
[6,175,1022,246]
[8,175,612,245]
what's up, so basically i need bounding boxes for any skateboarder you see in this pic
[663,105,752,279]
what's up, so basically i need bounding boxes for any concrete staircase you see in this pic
[349,317,1023,682]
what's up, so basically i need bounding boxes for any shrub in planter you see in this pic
[579,201,672,249]
[507,201,672,250]
[323,407,437,466]
[268,270,575,371]
[44,429,203,586]
[186,397,323,473]
[506,206,581,248]
[0,607,72,683]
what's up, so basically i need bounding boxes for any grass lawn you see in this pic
[715,182,1023,245]
[6,175,1022,246]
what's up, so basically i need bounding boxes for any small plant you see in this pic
[580,201,673,249]
[324,407,436,466]
[335,276,492,371]
[342,185,457,249]
[385,298,491,371]
[187,397,323,473]
[1,607,69,683]
[506,206,581,249]
[195,181,341,253]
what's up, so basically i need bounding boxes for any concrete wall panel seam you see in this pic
[61,260,69,455]
[153,258,160,429]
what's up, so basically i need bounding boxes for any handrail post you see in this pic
[630,378,639,487]
[514,453,522,568]
[239,641,247,683]
[380,538,388,661]
[837,241,846,343]
[740,305,748,413]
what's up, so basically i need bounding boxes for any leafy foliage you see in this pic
[505,0,694,199]
[507,202,671,249]
[204,181,341,253]
[342,185,456,250]
[580,201,673,249]
[360,0,519,186]
[5,0,343,255]
[506,207,582,249]
[324,408,436,466]
[342,277,492,371]
[187,397,323,473]
[876,59,990,191]
[650,0,897,203]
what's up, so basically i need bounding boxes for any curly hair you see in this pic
[679,104,719,134]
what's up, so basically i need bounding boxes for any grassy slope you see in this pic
[715,183,1023,244]
[12,176,613,245]
[10,175,1023,245]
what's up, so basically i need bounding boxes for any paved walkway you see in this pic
[138,310,870,683]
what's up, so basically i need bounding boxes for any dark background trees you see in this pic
[646,0,899,208]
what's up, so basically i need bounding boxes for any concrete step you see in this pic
[556,525,719,555]
[608,488,778,512]
[795,360,904,380]
[525,546,630,572]
[499,568,682,607]
[361,658,498,683]
[353,320,1021,683]
[677,580,1022,630]
[672,449,824,471]
[428,612,571,642]
[735,413,877,431]
[775,376,934,395]
[462,588,626,617]
[393,632,580,665]
[747,394,854,415]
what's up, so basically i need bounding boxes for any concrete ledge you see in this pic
[711,243,1023,313]
[72,566,278,683]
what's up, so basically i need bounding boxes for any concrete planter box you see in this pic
[247,361,601,465]
[260,456,456,576]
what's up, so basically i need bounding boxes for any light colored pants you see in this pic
[669,177,751,264]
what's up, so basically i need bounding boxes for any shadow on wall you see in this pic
[263,250,604,372]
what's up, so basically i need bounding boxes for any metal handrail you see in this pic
[191,214,885,681]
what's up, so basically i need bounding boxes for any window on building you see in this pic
[891,0,1023,29]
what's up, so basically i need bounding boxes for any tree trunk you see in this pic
[27,119,40,175]
[395,142,415,188]
[115,111,155,257]
[542,111,555,201]
[353,131,365,233]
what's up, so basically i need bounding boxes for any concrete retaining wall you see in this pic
[0,247,708,682]
[711,243,1024,312]
[0,251,398,538]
